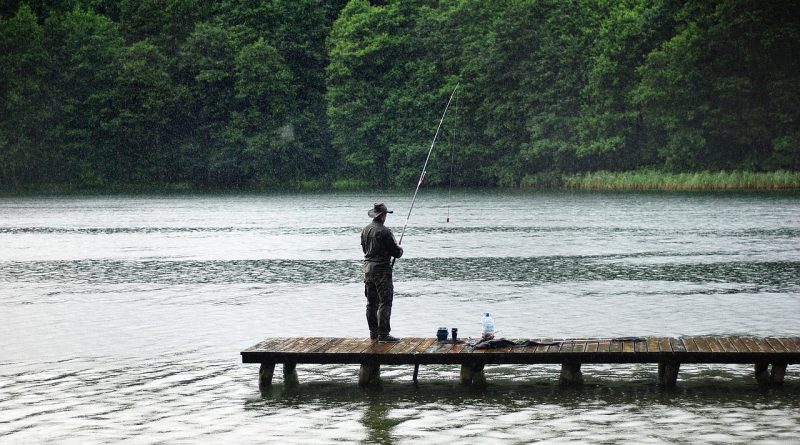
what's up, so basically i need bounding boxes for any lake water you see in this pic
[1,190,799,443]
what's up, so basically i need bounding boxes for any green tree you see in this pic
[327,0,402,186]
[3,0,798,190]
[268,0,343,181]
[45,7,124,186]
[420,0,500,186]
[119,0,210,50]
[327,0,452,187]
[179,22,238,186]
[634,0,800,170]
[111,41,188,183]
[0,4,52,186]
[226,37,295,186]
[200,0,345,186]
[452,0,596,185]
[577,0,680,171]
[1,1,76,20]
[217,0,345,183]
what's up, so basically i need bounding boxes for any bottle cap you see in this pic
[484,312,490,316]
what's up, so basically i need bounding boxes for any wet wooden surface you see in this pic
[242,336,800,365]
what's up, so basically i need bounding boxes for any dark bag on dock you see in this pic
[472,338,561,349]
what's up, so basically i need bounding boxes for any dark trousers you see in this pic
[364,272,393,338]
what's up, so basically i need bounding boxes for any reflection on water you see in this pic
[1,191,799,442]
[249,371,800,444]
[4,355,799,443]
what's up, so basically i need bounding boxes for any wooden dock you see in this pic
[241,336,800,388]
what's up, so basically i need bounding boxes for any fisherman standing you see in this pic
[361,203,403,342]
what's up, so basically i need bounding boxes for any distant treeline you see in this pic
[1,0,798,189]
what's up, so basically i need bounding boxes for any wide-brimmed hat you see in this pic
[368,203,393,218]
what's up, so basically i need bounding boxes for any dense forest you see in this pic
[1,0,798,189]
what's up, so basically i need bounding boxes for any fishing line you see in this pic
[446,86,457,223]
[392,83,459,267]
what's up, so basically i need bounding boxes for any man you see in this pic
[361,203,403,342]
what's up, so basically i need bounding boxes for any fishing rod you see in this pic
[392,83,459,267]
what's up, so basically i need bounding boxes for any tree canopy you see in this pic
[1,0,798,189]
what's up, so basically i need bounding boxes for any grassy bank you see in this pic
[4,170,799,194]
[522,170,800,191]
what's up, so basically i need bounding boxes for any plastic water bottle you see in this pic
[481,312,495,340]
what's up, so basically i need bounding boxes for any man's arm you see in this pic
[360,227,367,254]
[383,229,403,258]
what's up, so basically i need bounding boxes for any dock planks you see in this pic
[243,335,799,387]
[242,335,800,366]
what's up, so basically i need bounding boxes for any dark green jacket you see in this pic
[361,219,403,273]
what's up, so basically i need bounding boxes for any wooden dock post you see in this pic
[259,362,275,388]
[459,364,471,385]
[756,363,787,386]
[770,363,787,386]
[559,363,583,386]
[283,363,299,387]
[755,363,770,385]
[358,364,380,387]
[658,360,680,388]
[460,363,486,386]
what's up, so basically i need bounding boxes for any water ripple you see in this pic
[1,258,798,291]
[2,192,799,442]
[3,357,797,443]
[3,225,799,238]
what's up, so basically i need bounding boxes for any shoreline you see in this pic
[1,170,799,195]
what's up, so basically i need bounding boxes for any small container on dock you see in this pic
[437,327,449,341]
[481,312,495,340]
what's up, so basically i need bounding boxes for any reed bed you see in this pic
[560,170,800,191]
